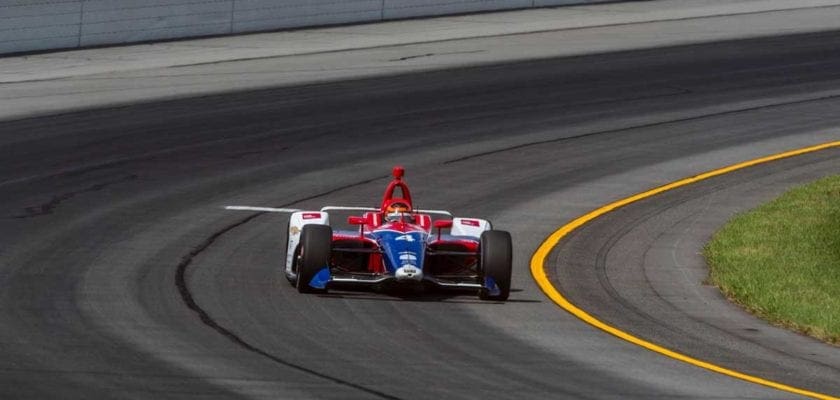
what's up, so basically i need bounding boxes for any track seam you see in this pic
[175,174,403,400]
[530,141,840,400]
[445,92,840,164]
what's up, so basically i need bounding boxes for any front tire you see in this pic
[296,224,332,294]
[478,230,512,301]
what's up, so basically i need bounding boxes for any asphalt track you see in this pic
[2,31,840,399]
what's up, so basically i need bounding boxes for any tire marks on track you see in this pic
[174,174,402,400]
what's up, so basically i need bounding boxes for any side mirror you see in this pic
[348,216,367,238]
[348,216,367,225]
[433,220,452,240]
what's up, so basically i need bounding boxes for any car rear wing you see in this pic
[224,206,301,212]
[414,209,453,217]
[226,205,453,218]
[320,206,378,212]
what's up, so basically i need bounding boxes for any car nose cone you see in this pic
[395,265,423,281]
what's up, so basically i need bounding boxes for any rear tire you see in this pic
[296,224,332,294]
[478,230,512,301]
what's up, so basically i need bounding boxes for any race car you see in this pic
[229,166,513,300]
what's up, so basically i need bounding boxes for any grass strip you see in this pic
[705,175,840,345]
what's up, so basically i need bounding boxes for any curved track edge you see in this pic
[530,141,840,400]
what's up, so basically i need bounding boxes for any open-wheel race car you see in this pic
[280,166,512,300]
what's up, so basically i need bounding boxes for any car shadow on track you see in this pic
[316,287,541,304]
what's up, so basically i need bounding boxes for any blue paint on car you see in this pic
[484,276,500,297]
[309,267,331,289]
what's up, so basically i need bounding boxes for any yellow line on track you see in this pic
[530,140,840,400]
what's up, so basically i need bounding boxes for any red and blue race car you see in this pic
[230,167,512,300]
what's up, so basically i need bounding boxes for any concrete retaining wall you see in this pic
[0,0,614,55]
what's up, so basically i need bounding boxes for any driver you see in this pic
[384,201,414,223]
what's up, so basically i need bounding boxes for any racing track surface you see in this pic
[2,31,840,399]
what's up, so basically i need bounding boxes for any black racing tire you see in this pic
[478,230,512,301]
[296,224,332,294]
